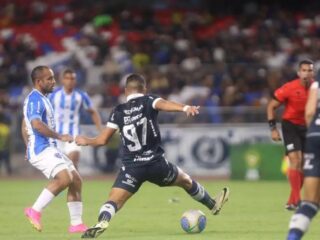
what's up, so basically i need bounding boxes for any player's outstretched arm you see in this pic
[305,82,319,127]
[155,99,200,116]
[266,98,282,141]
[75,127,116,146]
[31,119,73,142]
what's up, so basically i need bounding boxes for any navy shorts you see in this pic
[303,136,320,177]
[281,120,306,154]
[112,157,179,193]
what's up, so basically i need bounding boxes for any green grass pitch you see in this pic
[0,180,319,240]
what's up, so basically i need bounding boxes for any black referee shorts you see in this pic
[281,120,307,154]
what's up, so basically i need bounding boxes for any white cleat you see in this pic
[211,187,230,215]
[81,221,109,238]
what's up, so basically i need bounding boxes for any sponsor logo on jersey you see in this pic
[124,105,144,115]
[36,101,41,114]
[133,155,154,162]
[124,113,143,124]
[142,150,153,155]
[149,120,157,137]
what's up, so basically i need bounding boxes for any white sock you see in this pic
[98,202,117,222]
[32,188,55,212]
[67,201,83,226]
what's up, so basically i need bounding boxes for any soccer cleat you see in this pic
[211,187,230,215]
[81,221,109,238]
[285,204,298,211]
[24,207,42,232]
[68,223,88,233]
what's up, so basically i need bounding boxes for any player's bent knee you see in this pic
[71,171,82,186]
[183,174,192,187]
[61,176,73,188]
[55,170,73,188]
[175,171,192,188]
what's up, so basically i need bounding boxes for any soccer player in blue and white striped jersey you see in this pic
[49,68,102,168]
[22,66,87,233]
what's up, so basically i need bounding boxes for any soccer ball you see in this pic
[180,209,206,233]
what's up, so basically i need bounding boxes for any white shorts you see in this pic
[29,147,76,179]
[57,141,81,155]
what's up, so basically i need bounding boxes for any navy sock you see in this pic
[287,201,318,240]
[186,180,215,209]
[287,229,303,240]
[297,201,318,218]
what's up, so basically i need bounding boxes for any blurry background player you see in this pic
[75,73,229,238]
[287,74,320,239]
[0,112,11,175]
[49,68,102,169]
[22,66,87,233]
[267,59,314,210]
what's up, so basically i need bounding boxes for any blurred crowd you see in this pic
[1,0,320,120]
[1,0,320,174]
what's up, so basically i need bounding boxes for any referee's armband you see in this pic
[268,119,277,130]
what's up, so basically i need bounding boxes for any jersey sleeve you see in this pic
[147,94,162,110]
[273,84,289,102]
[106,108,120,130]
[27,97,45,121]
[81,91,93,110]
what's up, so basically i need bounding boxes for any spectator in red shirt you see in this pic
[267,59,314,210]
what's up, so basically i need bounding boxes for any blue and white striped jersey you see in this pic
[23,89,57,158]
[49,87,93,137]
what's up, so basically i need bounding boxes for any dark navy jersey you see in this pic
[107,93,164,167]
[307,81,320,137]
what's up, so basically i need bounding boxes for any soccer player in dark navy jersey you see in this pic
[267,60,314,210]
[76,73,230,238]
[107,93,165,167]
[287,78,320,239]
